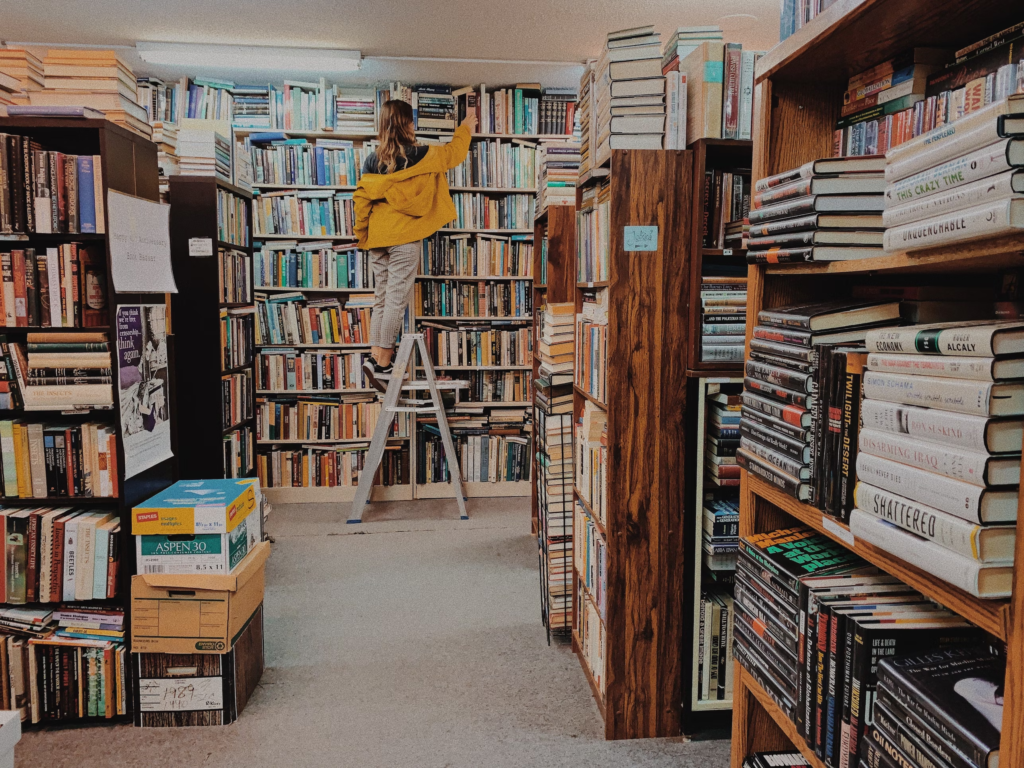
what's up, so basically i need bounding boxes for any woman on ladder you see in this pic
[354,99,477,392]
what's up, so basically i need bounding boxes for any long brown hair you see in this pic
[376,100,417,174]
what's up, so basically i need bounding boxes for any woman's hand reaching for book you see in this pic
[461,111,478,134]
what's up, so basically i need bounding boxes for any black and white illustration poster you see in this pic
[117,303,172,478]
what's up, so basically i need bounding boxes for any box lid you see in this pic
[132,478,258,535]
[136,541,270,591]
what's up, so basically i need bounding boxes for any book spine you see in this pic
[741,406,809,442]
[77,157,97,234]
[885,139,1018,206]
[748,195,817,223]
[862,370,996,416]
[745,360,814,393]
[742,391,809,426]
[752,178,812,208]
[883,169,1022,227]
[859,399,994,453]
[738,51,755,141]
[748,213,820,237]
[741,421,807,463]
[856,452,987,522]
[859,427,997,487]
[745,247,814,264]
[736,447,807,501]
[866,352,997,380]
[743,377,813,408]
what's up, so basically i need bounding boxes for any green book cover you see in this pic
[739,526,864,594]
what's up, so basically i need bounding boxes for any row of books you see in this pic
[574,501,607,621]
[447,192,535,231]
[252,190,355,239]
[0,246,107,329]
[255,394,385,442]
[254,243,375,290]
[575,289,607,404]
[245,136,373,187]
[446,371,532,404]
[575,520,606,695]
[420,233,533,278]
[736,527,981,765]
[696,589,734,701]
[218,248,252,304]
[0,419,119,499]
[223,424,254,480]
[221,369,253,430]
[576,180,610,283]
[414,280,532,319]
[0,508,121,604]
[445,139,537,189]
[0,139,104,235]
[257,442,409,489]
[415,429,530,483]
[681,37,765,144]
[705,397,742,492]
[780,0,839,41]
[836,29,1024,158]
[220,308,255,371]
[256,349,371,393]
[702,169,752,249]
[420,325,532,368]
[700,276,748,363]
[702,497,739,568]
[254,293,373,347]
[216,187,249,247]
[536,141,580,216]
[576,400,608,526]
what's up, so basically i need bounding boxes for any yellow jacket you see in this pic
[354,124,472,249]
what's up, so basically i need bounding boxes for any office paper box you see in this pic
[134,604,264,727]
[135,502,262,575]
[131,478,259,536]
[130,541,269,654]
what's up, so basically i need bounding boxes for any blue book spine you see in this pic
[77,156,97,234]
[889,63,918,88]
[315,147,326,186]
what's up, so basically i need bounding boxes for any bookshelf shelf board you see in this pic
[416,275,533,281]
[256,437,408,445]
[573,490,606,538]
[256,343,370,349]
[576,281,609,288]
[451,400,533,407]
[753,0,1022,85]
[0,326,111,333]
[572,385,607,410]
[218,240,248,250]
[685,363,743,377]
[255,285,372,293]
[762,235,1024,276]
[222,363,254,375]
[222,419,253,435]
[430,365,532,371]
[419,131,572,141]
[220,302,251,309]
[254,234,358,241]
[414,316,532,321]
[251,184,356,191]
[577,167,610,187]
[702,248,746,257]
[233,128,376,138]
[0,496,117,505]
[534,284,548,290]
[442,228,534,235]
[0,232,105,242]
[746,474,1009,640]
[448,187,538,193]
[692,698,734,712]
[736,665,826,768]
[256,388,376,395]
[415,480,531,499]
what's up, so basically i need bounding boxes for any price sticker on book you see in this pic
[623,226,658,252]
[189,237,214,257]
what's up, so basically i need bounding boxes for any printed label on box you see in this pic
[139,677,224,711]
[193,505,229,533]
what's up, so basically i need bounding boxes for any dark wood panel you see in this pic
[767,82,840,178]
[546,205,577,304]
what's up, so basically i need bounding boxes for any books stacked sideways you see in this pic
[31,49,150,138]
[0,48,44,104]
[0,508,122,602]
[151,121,178,197]
[414,85,456,132]
[871,646,1002,768]
[746,156,887,263]
[701,275,747,362]
[334,88,377,133]
[739,300,902,505]
[849,320,1024,598]
[703,498,739,571]
[0,419,120,498]
[536,141,580,215]
[742,753,809,768]
[538,302,573,381]
[594,26,666,165]
[706,397,740,491]
[228,83,270,129]
[735,526,986,767]
[10,333,114,410]
[696,588,734,701]
[176,121,232,181]
[882,94,1024,253]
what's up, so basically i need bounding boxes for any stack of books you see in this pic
[679,38,765,142]
[538,88,577,135]
[334,88,376,133]
[0,48,44,104]
[706,398,741,490]
[536,141,580,215]
[702,499,739,573]
[231,84,271,129]
[176,122,232,181]
[594,26,666,164]
[11,333,114,410]
[151,121,178,199]
[696,588,734,701]
[30,49,150,137]
[849,320,1024,599]
[414,85,455,132]
[882,94,1024,253]
[872,647,1002,768]
[746,156,887,263]
[701,275,748,362]
[742,753,810,768]
[577,64,596,175]
[739,300,902,504]
[537,302,573,381]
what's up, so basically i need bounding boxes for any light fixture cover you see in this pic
[136,42,362,71]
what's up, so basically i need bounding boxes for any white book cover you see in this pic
[62,517,80,602]
[75,514,98,601]
[884,93,1024,181]
[849,509,1012,597]
[858,427,999,487]
[862,370,1006,416]
[677,74,688,149]
[855,452,1006,524]
[884,139,1022,206]
[738,51,756,141]
[884,197,1024,252]
[664,71,680,150]
[45,248,61,328]
[864,320,1024,357]
[883,169,1024,227]
[866,352,1003,380]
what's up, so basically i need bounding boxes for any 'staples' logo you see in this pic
[136,511,159,523]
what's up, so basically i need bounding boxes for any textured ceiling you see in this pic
[4,0,781,88]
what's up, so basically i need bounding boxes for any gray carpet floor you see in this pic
[16,497,732,768]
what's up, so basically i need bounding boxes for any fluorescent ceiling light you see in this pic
[136,42,361,71]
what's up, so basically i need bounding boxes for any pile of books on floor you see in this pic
[706,397,740,490]
[176,121,232,181]
[740,300,902,505]
[848,320,1023,598]
[696,588,734,701]
[594,26,666,165]
[746,156,887,264]
[0,48,44,105]
[882,93,1024,253]
[334,88,377,133]
[700,275,747,362]
[735,525,987,765]
[536,141,580,216]
[28,49,150,137]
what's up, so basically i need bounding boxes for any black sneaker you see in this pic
[362,360,393,393]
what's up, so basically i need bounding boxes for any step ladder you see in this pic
[349,333,468,523]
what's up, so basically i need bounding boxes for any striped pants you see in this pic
[368,240,419,348]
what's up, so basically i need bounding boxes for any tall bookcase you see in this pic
[572,149,693,739]
[0,116,177,723]
[168,175,255,480]
[729,1,1024,766]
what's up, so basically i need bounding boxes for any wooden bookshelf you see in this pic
[169,175,255,480]
[0,115,178,725]
[572,149,693,739]
[731,4,1024,766]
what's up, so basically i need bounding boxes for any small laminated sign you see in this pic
[188,237,214,257]
[623,226,658,252]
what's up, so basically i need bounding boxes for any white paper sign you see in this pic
[107,190,178,293]
[188,237,214,257]
[139,677,224,712]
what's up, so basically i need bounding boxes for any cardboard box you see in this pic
[134,604,264,727]
[131,478,260,536]
[130,541,269,654]
[135,501,262,575]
